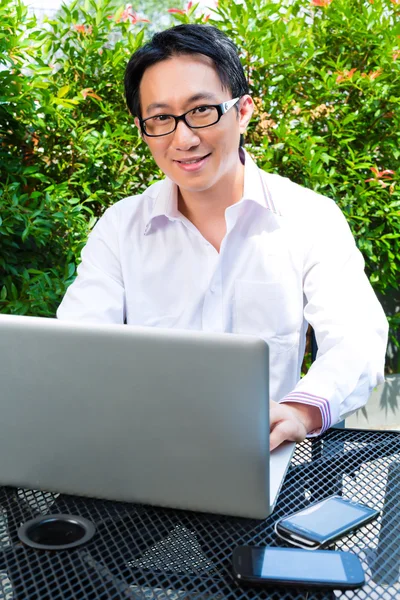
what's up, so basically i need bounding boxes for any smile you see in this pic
[180,158,203,164]
[176,153,211,164]
[174,153,211,171]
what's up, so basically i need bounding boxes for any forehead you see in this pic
[140,54,226,115]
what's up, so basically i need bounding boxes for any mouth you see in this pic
[173,153,211,172]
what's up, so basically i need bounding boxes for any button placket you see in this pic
[202,258,223,331]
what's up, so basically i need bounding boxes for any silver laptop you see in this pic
[0,314,295,519]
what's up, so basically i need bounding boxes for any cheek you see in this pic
[147,140,168,162]
[212,125,239,159]
[218,117,239,145]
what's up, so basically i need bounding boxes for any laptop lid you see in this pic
[0,315,294,519]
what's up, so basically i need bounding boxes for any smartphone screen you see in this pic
[276,496,379,546]
[232,546,365,588]
[258,547,347,581]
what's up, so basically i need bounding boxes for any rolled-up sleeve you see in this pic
[280,196,388,434]
[57,207,125,324]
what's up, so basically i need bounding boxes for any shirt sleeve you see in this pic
[279,196,388,435]
[57,207,125,324]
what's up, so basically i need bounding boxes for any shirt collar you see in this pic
[241,149,280,215]
[144,177,178,235]
[144,149,279,235]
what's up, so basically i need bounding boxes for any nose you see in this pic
[171,119,200,151]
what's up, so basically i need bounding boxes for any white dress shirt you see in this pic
[57,151,388,434]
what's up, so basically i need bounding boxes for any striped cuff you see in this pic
[279,391,332,436]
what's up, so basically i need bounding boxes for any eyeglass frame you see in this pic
[139,97,241,138]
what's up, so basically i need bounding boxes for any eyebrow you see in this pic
[145,92,220,115]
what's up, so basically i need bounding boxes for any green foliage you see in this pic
[0,0,157,315]
[1,0,399,368]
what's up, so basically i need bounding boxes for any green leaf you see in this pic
[53,97,79,108]
[114,6,125,22]
[57,84,70,98]
[67,262,76,278]
[21,226,30,242]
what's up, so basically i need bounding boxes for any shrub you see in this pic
[0,0,157,314]
[0,0,399,370]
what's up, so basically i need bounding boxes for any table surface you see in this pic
[1,428,400,600]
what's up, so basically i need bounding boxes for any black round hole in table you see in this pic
[18,514,96,550]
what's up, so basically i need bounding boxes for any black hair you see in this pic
[124,24,249,122]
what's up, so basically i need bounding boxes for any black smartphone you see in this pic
[232,545,365,589]
[275,495,380,549]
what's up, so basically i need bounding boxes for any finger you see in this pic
[269,401,283,427]
[270,420,304,451]
[270,420,295,451]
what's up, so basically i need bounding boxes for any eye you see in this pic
[191,105,212,115]
[152,114,173,122]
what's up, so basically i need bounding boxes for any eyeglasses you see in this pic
[139,97,241,138]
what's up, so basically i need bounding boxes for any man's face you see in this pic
[136,54,253,194]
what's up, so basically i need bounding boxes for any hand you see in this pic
[269,401,322,451]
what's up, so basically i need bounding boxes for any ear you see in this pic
[238,95,254,135]
[134,117,145,141]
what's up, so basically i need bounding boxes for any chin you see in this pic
[177,178,217,194]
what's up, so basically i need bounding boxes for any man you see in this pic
[57,24,388,450]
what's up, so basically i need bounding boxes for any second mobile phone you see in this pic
[275,495,380,549]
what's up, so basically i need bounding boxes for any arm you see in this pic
[271,196,388,450]
[57,207,126,323]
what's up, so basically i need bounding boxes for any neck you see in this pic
[178,156,245,226]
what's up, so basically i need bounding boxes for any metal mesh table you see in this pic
[1,428,400,600]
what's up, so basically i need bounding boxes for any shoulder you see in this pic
[260,169,341,222]
[258,169,354,253]
[107,179,165,221]
[93,179,166,235]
